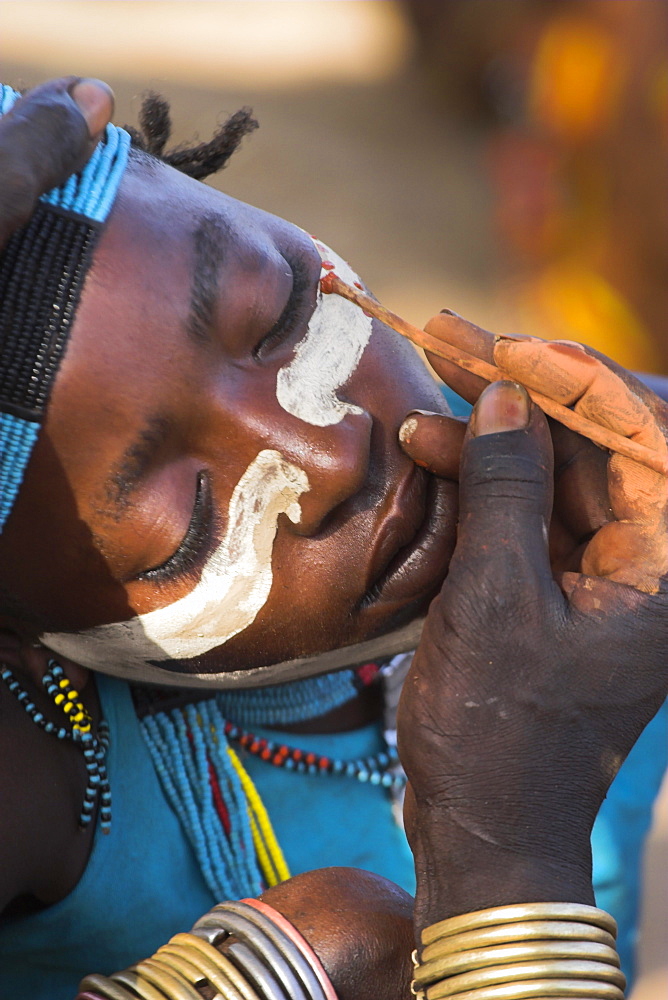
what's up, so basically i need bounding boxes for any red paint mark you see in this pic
[320,272,337,294]
[321,260,336,270]
[354,281,364,290]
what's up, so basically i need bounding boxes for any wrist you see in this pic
[408,806,595,935]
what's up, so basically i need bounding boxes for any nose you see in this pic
[268,406,373,536]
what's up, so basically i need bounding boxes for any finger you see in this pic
[398,410,466,479]
[0,77,114,247]
[494,338,667,519]
[423,311,497,402]
[494,339,668,589]
[549,418,612,531]
[450,381,556,598]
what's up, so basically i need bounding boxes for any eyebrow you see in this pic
[104,414,172,518]
[187,214,231,342]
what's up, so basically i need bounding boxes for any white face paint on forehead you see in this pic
[275,241,373,427]
[41,450,309,673]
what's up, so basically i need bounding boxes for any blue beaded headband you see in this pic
[0,84,131,534]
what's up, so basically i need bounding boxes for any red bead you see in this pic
[356,662,379,687]
[261,748,272,761]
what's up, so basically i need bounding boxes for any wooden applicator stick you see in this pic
[321,272,668,477]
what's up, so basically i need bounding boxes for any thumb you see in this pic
[452,381,555,590]
[0,77,114,247]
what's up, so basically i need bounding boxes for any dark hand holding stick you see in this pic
[397,380,668,937]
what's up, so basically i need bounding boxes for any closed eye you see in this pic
[135,471,213,583]
[252,255,311,359]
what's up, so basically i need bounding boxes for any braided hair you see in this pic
[125,92,258,180]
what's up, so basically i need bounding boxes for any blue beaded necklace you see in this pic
[136,662,407,900]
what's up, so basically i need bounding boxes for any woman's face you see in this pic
[0,157,458,679]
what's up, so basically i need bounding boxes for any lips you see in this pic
[360,469,456,611]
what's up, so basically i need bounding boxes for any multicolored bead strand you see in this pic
[223,720,407,792]
[0,660,111,832]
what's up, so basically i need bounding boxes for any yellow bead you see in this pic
[54,693,65,705]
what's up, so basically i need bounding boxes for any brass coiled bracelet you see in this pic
[77,898,337,1000]
[411,902,625,1000]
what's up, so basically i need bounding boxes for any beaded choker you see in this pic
[0,84,130,534]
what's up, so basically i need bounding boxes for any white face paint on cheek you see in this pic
[275,241,373,427]
[41,450,310,672]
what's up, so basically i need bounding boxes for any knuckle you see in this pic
[460,450,549,508]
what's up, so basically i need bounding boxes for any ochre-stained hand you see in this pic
[410,312,668,592]
[494,337,668,591]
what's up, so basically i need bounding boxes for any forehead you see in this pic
[101,156,220,281]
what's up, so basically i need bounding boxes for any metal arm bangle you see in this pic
[193,906,307,1000]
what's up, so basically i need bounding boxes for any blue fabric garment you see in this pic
[440,381,473,418]
[0,676,412,998]
[240,721,415,892]
[0,668,664,996]
[0,676,217,999]
[591,700,668,984]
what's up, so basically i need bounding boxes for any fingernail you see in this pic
[472,381,530,435]
[69,78,114,138]
[440,308,460,317]
[399,416,419,444]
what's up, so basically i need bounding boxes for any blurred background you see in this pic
[1,2,666,995]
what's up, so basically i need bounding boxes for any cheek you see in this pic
[40,450,311,674]
[352,324,449,432]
